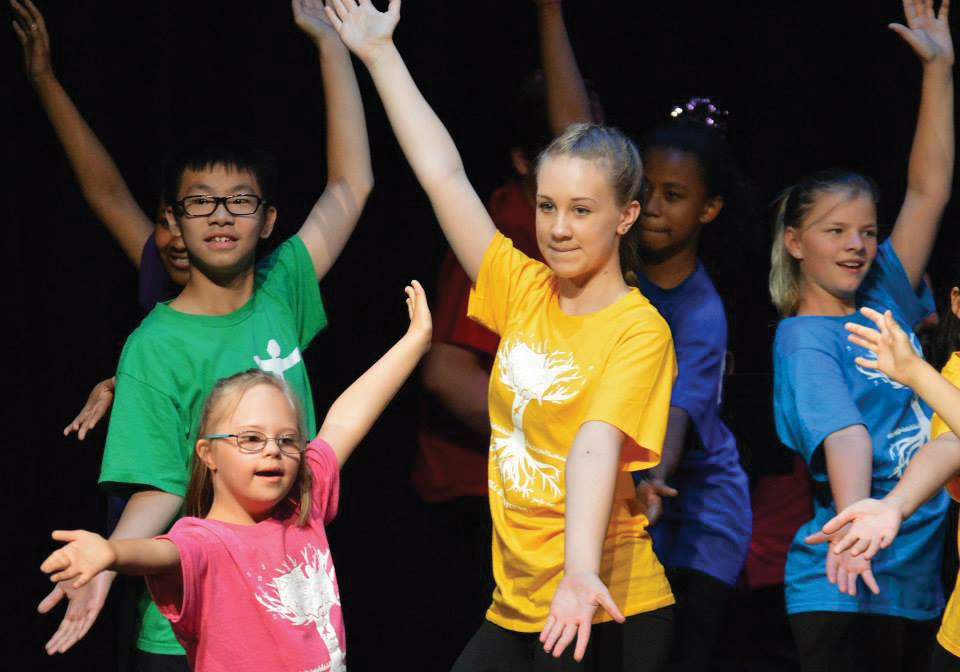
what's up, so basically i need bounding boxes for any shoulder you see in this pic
[774,316,843,358]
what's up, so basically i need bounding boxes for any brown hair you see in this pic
[537,123,643,285]
[185,369,313,526]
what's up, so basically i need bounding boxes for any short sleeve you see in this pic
[468,232,551,336]
[670,318,725,424]
[148,520,212,640]
[932,354,960,441]
[857,240,934,329]
[258,237,328,349]
[306,438,340,524]
[775,346,865,479]
[100,372,190,496]
[139,234,180,311]
[583,316,677,470]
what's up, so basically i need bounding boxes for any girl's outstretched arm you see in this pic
[537,0,594,135]
[10,0,154,267]
[326,0,495,282]
[540,421,625,663]
[888,0,954,287]
[41,530,180,589]
[292,0,374,281]
[319,280,432,466]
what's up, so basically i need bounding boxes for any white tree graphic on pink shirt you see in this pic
[491,338,583,501]
[255,545,344,672]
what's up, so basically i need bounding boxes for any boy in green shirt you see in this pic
[37,2,372,666]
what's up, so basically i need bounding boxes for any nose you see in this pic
[846,230,866,252]
[207,199,234,226]
[642,189,661,217]
[261,437,283,457]
[551,211,572,239]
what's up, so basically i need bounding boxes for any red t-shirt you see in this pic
[412,179,540,501]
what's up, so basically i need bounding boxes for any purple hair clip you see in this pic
[669,97,729,134]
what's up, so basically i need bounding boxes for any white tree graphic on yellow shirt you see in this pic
[255,545,345,672]
[492,338,582,500]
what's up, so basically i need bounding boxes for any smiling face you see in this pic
[534,155,639,287]
[784,190,878,311]
[153,205,190,286]
[638,148,722,261]
[165,164,276,280]
[198,383,303,524]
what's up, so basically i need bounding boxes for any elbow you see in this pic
[420,352,444,396]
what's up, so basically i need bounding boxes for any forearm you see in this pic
[31,73,151,263]
[363,43,494,280]
[109,490,184,541]
[904,349,960,433]
[885,434,960,520]
[320,332,428,466]
[824,425,873,509]
[109,538,179,576]
[421,344,491,435]
[645,407,688,481]
[317,38,373,208]
[907,62,954,203]
[564,422,621,573]
[537,1,592,135]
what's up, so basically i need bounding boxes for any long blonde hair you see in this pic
[185,369,313,526]
[769,169,879,317]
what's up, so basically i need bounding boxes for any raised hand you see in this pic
[806,498,903,560]
[37,568,115,655]
[635,476,678,526]
[41,530,116,588]
[64,377,115,440]
[324,0,400,64]
[890,0,954,66]
[540,570,624,662]
[823,536,881,596]
[845,307,923,387]
[293,0,337,45]
[10,0,53,81]
[404,279,433,352]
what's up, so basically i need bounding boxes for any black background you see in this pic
[5,1,960,669]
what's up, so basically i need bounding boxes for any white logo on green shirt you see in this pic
[255,339,302,379]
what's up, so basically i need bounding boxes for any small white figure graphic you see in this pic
[254,339,302,379]
[255,545,344,672]
[491,338,583,501]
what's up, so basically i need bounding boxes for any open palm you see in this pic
[325,0,400,63]
[293,0,337,42]
[890,0,954,65]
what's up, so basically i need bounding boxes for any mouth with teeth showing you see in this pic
[837,259,865,273]
[204,233,239,250]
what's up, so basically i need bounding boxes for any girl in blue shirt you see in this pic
[770,2,954,669]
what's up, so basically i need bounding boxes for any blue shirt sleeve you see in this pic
[856,240,934,329]
[774,335,866,480]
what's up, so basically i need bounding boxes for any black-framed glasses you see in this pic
[204,431,305,456]
[174,194,266,218]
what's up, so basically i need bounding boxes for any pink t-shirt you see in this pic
[147,439,344,672]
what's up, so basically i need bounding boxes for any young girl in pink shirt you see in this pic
[40,282,432,672]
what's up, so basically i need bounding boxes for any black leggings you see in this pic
[450,606,674,672]
[931,641,960,672]
[790,611,938,672]
[662,567,733,672]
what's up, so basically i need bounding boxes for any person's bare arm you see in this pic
[11,0,153,266]
[420,344,491,435]
[537,0,593,135]
[293,0,374,281]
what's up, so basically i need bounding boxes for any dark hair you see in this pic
[769,169,879,316]
[933,260,960,371]
[639,117,759,305]
[162,137,278,208]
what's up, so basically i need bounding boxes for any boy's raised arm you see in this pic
[537,0,594,135]
[292,0,374,281]
[11,0,154,267]
[326,0,495,282]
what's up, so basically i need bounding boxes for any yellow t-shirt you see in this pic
[934,352,960,657]
[468,233,677,632]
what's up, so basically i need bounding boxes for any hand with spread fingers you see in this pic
[64,377,115,440]
[9,0,53,81]
[324,0,400,65]
[890,0,953,66]
[539,570,624,662]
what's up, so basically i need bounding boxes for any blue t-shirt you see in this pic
[774,239,946,619]
[635,263,751,585]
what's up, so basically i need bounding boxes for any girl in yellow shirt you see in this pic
[326,2,677,670]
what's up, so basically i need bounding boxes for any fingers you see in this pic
[655,483,679,498]
[830,531,858,555]
[862,568,881,595]
[597,590,625,623]
[550,623,578,658]
[323,3,342,30]
[940,0,950,21]
[825,548,839,584]
[37,584,65,614]
[804,531,831,545]
[821,510,854,535]
[573,622,591,662]
[404,285,415,319]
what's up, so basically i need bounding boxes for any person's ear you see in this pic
[260,206,278,240]
[617,200,641,235]
[699,196,725,225]
[511,148,533,178]
[196,440,217,471]
[950,286,960,319]
[784,227,803,260]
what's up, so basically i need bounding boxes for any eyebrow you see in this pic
[185,183,259,194]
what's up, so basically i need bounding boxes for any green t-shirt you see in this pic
[100,236,327,654]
